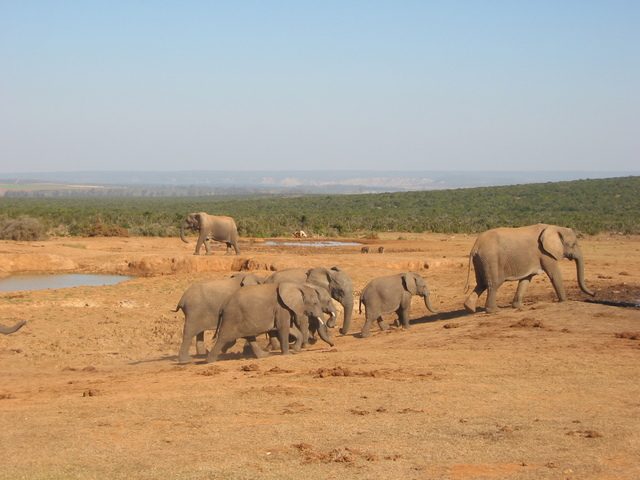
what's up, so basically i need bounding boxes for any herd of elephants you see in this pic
[2,211,596,366]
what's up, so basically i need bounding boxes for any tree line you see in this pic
[0,176,637,239]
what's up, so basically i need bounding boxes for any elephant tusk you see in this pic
[315,315,325,326]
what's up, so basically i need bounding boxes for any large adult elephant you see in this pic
[0,320,26,335]
[207,282,332,363]
[359,272,438,337]
[180,212,240,255]
[173,273,263,364]
[265,266,354,335]
[464,224,595,313]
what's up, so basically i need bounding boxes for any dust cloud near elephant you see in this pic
[464,224,595,313]
[179,212,240,255]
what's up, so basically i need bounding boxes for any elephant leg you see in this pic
[464,286,485,313]
[360,312,379,338]
[195,331,207,356]
[225,242,232,255]
[178,324,201,364]
[232,242,241,255]
[203,237,212,255]
[246,336,270,359]
[542,260,567,301]
[194,232,207,255]
[206,337,227,363]
[290,324,303,351]
[377,317,389,331]
[267,332,281,351]
[512,275,534,309]
[278,322,291,355]
[398,306,411,329]
[485,282,501,313]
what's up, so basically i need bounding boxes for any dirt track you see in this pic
[1,234,639,479]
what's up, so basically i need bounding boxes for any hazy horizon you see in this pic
[1,2,638,173]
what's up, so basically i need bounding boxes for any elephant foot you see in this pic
[485,305,499,314]
[177,356,191,365]
[512,301,523,309]
[359,330,371,338]
[339,328,349,336]
[463,299,477,314]
[378,321,389,331]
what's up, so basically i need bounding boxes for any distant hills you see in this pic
[0,170,636,197]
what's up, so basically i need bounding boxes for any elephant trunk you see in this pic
[423,293,439,314]
[326,311,337,329]
[179,221,190,243]
[0,320,26,335]
[180,220,193,243]
[339,295,354,335]
[314,317,334,347]
[574,253,595,297]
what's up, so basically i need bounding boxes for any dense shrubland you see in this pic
[0,176,638,238]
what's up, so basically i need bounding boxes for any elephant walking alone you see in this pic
[180,212,241,255]
[463,224,595,313]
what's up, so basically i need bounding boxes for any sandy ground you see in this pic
[1,233,639,479]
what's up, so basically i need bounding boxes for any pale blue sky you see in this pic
[1,1,638,172]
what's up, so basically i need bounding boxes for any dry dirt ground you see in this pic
[1,233,639,480]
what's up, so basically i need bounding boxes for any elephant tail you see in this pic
[464,241,479,293]
[358,296,362,314]
[213,310,224,339]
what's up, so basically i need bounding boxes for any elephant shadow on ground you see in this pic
[410,309,469,326]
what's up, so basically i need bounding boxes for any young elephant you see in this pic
[173,273,263,364]
[266,284,337,350]
[359,272,438,337]
[463,224,595,314]
[208,283,327,363]
[265,266,354,335]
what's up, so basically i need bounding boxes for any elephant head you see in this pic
[0,320,26,335]
[401,272,439,314]
[539,226,594,297]
[304,285,337,347]
[277,283,327,348]
[306,266,354,334]
[180,213,201,243]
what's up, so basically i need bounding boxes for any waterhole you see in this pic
[264,241,362,247]
[0,274,132,292]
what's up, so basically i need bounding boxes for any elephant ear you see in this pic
[401,273,418,295]
[277,283,305,316]
[540,226,564,260]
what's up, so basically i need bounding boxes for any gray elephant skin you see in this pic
[207,282,331,363]
[0,320,26,335]
[464,224,595,314]
[173,273,263,364]
[265,266,354,335]
[359,272,438,337]
[180,212,241,255]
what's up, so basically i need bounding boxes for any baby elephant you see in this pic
[359,272,438,337]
